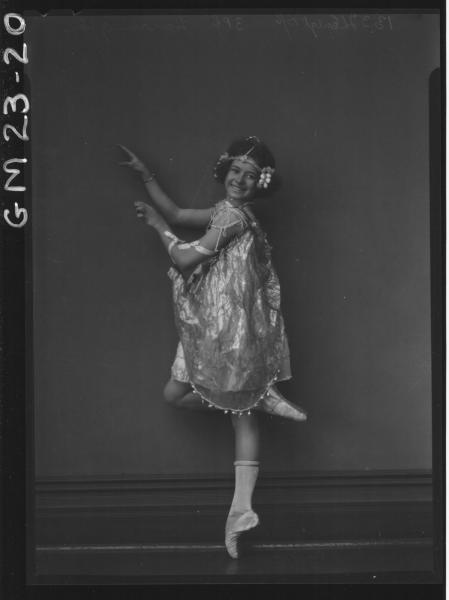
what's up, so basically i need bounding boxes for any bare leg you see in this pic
[163,379,208,411]
[231,412,260,462]
[225,413,260,559]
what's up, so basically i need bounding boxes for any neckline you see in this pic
[222,199,257,225]
[224,199,254,209]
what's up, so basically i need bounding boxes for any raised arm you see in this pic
[134,201,245,273]
[118,145,213,228]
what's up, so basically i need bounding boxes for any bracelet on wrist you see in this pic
[143,172,156,184]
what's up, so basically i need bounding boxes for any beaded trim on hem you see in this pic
[189,370,288,416]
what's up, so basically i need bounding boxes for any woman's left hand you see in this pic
[118,145,152,180]
[134,201,165,228]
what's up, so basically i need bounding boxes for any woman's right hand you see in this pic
[134,201,165,229]
[118,145,151,180]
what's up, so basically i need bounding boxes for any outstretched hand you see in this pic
[117,145,151,179]
[134,201,164,228]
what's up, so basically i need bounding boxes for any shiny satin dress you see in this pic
[168,199,291,414]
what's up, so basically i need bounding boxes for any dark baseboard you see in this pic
[34,469,433,546]
[32,470,436,580]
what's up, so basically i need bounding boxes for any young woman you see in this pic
[119,136,307,559]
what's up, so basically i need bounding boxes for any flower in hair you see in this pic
[258,166,275,189]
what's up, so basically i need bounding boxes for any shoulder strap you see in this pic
[209,200,256,232]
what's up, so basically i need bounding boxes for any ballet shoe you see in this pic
[257,386,307,422]
[225,510,259,559]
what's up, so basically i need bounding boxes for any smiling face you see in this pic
[224,158,260,203]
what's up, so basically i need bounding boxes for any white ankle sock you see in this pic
[229,460,259,515]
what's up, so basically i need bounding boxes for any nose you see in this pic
[234,172,244,184]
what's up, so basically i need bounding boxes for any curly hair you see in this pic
[213,137,281,198]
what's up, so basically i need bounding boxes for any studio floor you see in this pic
[32,538,436,584]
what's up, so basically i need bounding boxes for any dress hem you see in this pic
[173,371,292,415]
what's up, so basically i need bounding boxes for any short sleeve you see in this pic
[207,204,247,251]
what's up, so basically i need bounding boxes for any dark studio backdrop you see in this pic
[26,12,441,579]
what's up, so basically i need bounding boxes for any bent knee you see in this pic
[163,380,189,406]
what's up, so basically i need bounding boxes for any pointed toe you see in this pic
[225,510,260,559]
[258,388,307,422]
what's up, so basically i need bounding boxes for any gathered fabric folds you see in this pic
[168,200,291,413]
